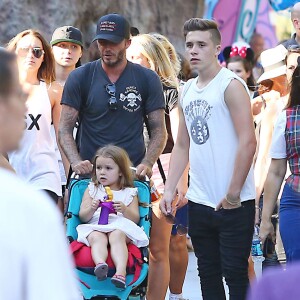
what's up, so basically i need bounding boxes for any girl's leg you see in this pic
[108,230,128,277]
[169,234,188,295]
[147,201,173,300]
[87,231,108,264]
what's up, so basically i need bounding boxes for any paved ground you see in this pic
[166,252,229,300]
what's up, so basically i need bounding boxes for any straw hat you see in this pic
[257,44,288,83]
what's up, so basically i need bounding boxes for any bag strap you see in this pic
[127,244,143,286]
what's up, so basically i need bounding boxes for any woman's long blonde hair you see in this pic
[149,32,181,77]
[7,29,56,84]
[131,34,178,88]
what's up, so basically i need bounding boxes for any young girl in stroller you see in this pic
[76,145,149,289]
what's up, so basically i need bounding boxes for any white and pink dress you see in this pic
[76,182,149,248]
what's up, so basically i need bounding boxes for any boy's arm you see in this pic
[160,102,190,215]
[216,79,256,210]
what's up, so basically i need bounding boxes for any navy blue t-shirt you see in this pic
[61,60,165,166]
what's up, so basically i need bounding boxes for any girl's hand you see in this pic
[91,199,100,210]
[113,201,126,213]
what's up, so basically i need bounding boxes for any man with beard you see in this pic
[59,13,167,178]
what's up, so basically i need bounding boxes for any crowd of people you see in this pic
[2,2,300,300]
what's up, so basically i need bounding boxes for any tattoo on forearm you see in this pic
[58,106,82,165]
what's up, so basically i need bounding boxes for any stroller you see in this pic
[65,178,151,300]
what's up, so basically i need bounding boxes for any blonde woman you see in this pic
[127,34,189,300]
[7,29,62,202]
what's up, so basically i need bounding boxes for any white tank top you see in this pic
[9,81,61,196]
[181,68,255,208]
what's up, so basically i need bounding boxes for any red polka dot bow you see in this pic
[229,46,247,58]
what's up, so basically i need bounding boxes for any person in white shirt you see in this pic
[0,48,81,300]
[160,18,256,299]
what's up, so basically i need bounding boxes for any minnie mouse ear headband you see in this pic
[223,44,254,62]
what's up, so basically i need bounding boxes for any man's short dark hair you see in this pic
[0,49,15,100]
[183,18,221,45]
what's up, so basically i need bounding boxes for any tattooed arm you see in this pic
[136,108,167,178]
[58,104,93,175]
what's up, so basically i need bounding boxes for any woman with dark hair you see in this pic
[7,29,62,203]
[260,58,300,263]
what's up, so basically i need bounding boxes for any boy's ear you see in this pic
[216,44,221,56]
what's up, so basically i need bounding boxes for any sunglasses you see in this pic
[17,47,45,59]
[165,213,188,236]
[105,83,118,111]
[288,45,300,52]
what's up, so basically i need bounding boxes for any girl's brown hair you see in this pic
[6,29,56,84]
[91,145,134,189]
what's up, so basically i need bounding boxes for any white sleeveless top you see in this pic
[181,68,255,208]
[9,81,61,196]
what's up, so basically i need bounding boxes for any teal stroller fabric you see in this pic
[66,178,151,300]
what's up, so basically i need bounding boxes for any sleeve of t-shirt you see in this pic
[61,65,88,111]
[144,70,165,115]
[270,111,287,159]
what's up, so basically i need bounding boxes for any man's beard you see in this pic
[102,49,125,67]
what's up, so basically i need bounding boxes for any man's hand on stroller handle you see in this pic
[71,160,93,175]
[136,161,153,179]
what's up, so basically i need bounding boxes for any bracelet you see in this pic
[225,194,241,206]
[261,95,266,108]
[255,205,260,210]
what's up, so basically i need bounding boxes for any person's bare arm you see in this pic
[169,105,189,208]
[116,195,140,224]
[48,82,70,177]
[160,103,190,215]
[79,189,99,223]
[58,104,93,175]
[136,108,167,178]
[260,158,286,244]
[216,79,257,210]
[254,97,280,206]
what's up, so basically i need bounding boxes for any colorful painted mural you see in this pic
[204,0,297,50]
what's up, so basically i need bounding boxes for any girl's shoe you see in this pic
[94,262,108,281]
[111,274,126,289]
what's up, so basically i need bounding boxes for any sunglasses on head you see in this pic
[105,83,118,111]
[165,213,188,236]
[288,45,300,52]
[17,47,45,59]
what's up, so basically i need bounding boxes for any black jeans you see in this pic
[188,200,255,300]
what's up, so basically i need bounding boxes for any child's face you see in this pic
[227,61,250,83]
[95,156,122,190]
